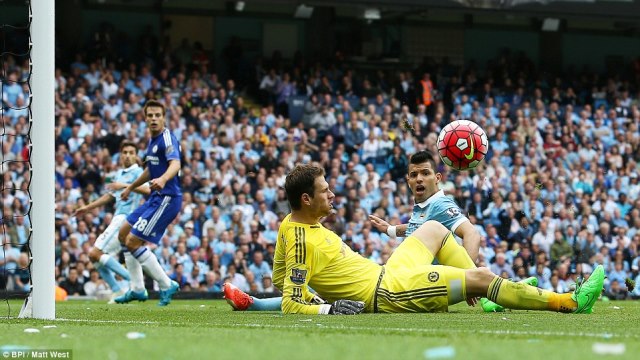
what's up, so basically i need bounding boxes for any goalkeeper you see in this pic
[272,164,603,315]
[224,151,530,312]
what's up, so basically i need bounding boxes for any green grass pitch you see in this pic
[1,299,639,359]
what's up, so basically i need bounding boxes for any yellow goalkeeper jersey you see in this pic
[273,214,382,314]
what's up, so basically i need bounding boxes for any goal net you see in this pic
[1,0,55,320]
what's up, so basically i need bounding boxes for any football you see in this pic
[437,120,488,171]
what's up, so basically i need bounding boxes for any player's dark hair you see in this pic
[119,140,137,152]
[409,150,437,170]
[285,164,325,210]
[143,99,166,116]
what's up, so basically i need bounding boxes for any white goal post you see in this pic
[24,0,56,320]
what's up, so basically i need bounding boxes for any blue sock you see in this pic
[248,297,282,311]
[95,262,120,292]
[100,254,130,281]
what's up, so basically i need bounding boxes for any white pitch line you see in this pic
[15,318,639,340]
[56,318,159,325]
[230,323,639,339]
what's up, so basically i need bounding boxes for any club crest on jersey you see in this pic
[428,271,439,282]
[152,145,158,153]
[446,207,460,218]
[290,268,307,285]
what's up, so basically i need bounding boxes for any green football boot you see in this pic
[481,276,538,313]
[572,265,605,314]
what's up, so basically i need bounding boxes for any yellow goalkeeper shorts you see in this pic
[375,236,467,313]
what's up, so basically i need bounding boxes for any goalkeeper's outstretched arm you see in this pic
[274,229,363,315]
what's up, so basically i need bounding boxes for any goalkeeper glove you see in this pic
[328,300,365,315]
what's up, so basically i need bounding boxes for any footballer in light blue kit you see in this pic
[223,151,483,311]
[73,140,149,303]
[405,190,467,236]
[115,100,182,307]
[371,151,479,251]
[378,151,536,313]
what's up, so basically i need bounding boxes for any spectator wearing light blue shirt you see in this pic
[2,72,25,107]
[248,252,272,284]
[490,132,510,155]
[213,231,236,267]
[154,236,175,259]
[607,262,628,290]
[458,94,472,118]
[11,216,30,246]
[482,194,506,228]
[478,237,495,264]
[174,242,192,270]
[592,117,614,148]
[530,261,553,290]
[0,241,20,274]
[5,97,29,125]
[262,221,279,244]
[490,252,514,279]
[184,222,201,251]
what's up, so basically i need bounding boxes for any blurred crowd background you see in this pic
[1,2,640,301]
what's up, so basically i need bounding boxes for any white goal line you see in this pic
[233,323,638,339]
[34,318,637,339]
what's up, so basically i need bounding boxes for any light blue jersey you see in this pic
[111,164,144,216]
[406,190,468,236]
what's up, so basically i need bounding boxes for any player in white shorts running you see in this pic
[74,140,150,303]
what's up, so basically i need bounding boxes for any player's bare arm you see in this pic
[121,167,151,201]
[106,182,151,196]
[368,214,408,237]
[454,221,481,263]
[73,193,115,217]
[149,159,180,192]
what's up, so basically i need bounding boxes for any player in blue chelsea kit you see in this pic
[115,100,182,306]
[74,140,149,303]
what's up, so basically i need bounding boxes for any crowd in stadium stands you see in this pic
[1,28,640,301]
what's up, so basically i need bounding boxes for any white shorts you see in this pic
[94,214,126,256]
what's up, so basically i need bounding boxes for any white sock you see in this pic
[134,247,171,290]
[124,251,145,292]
